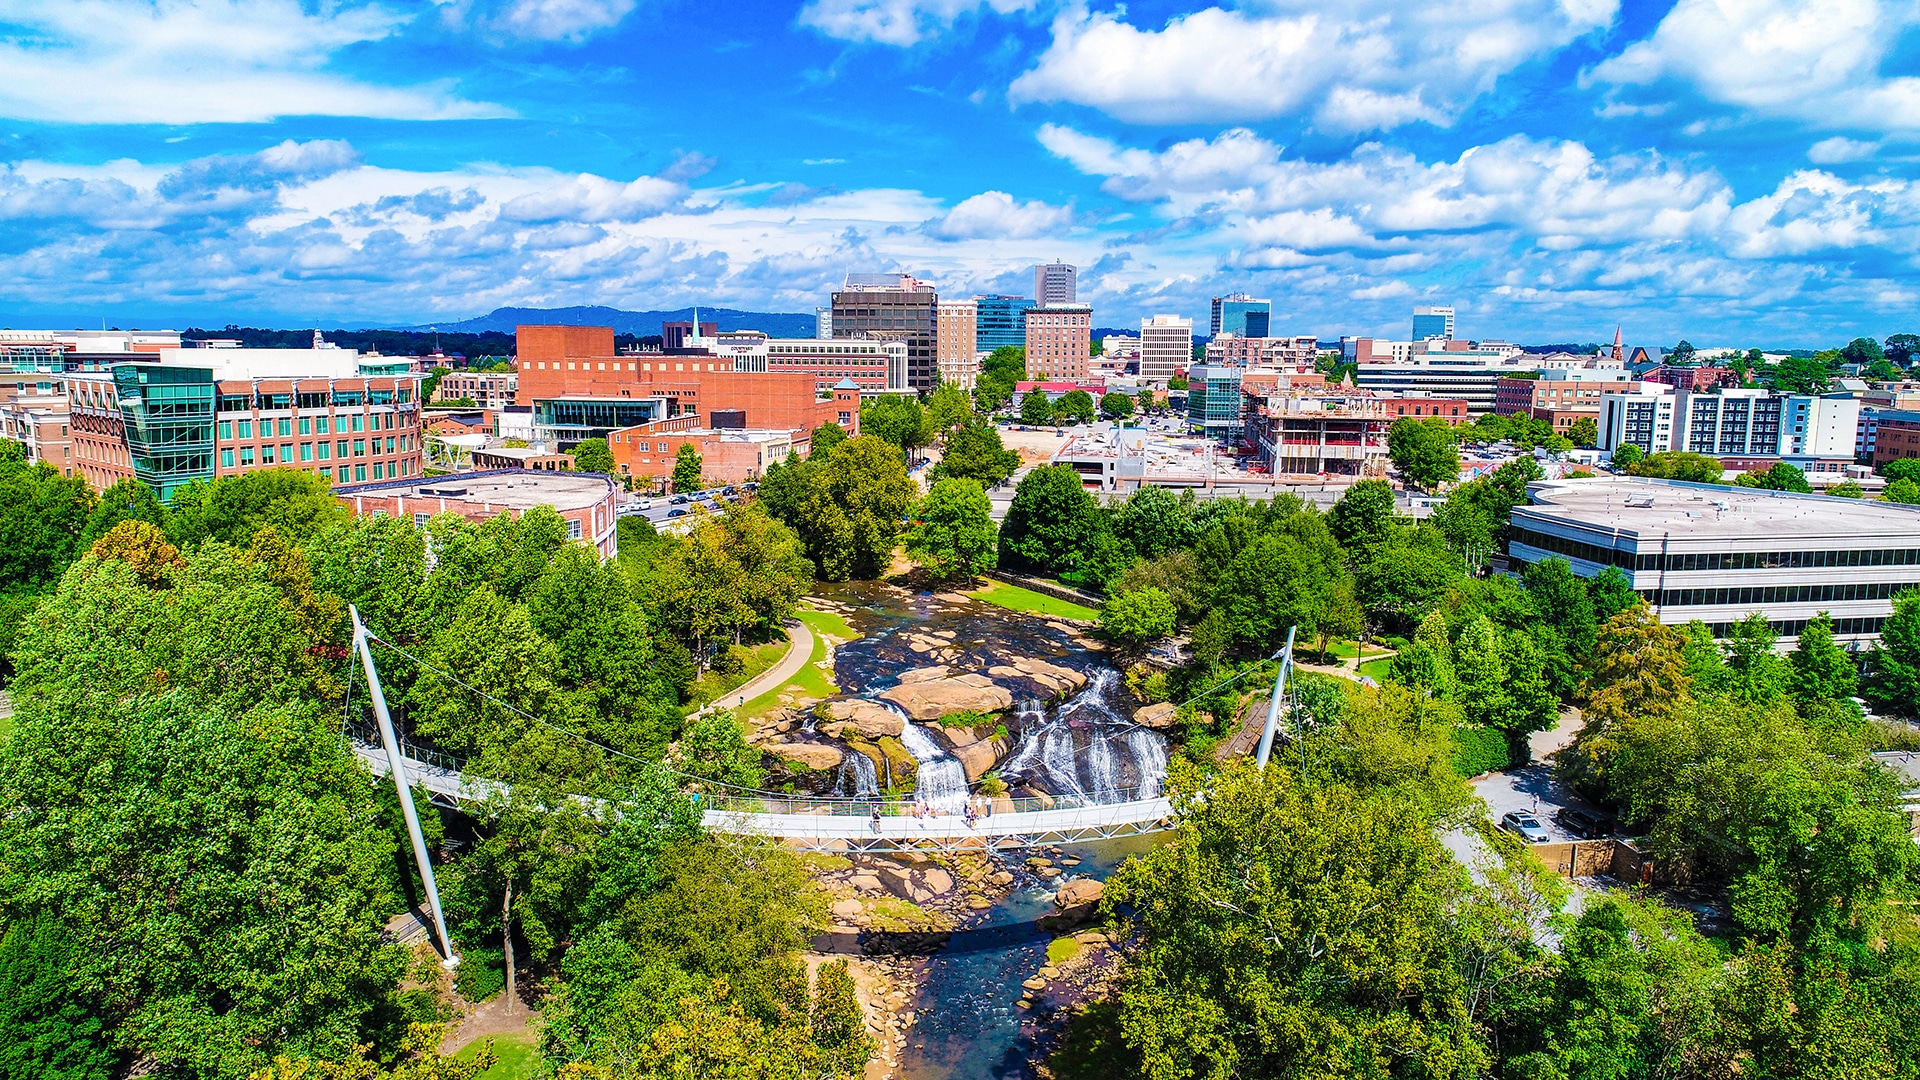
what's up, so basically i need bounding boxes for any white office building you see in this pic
[1034,262,1077,305]
[1139,314,1192,383]
[1599,387,1679,453]
[1508,476,1920,644]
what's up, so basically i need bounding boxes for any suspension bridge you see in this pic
[347,607,1297,964]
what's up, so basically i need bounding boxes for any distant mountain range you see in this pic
[398,305,818,338]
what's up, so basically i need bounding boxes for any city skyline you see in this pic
[1,0,1916,346]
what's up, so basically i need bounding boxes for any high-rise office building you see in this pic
[1024,304,1091,381]
[832,273,938,391]
[815,307,832,340]
[1139,315,1192,382]
[1412,306,1455,341]
[974,295,1031,352]
[935,299,980,389]
[1034,262,1076,305]
[1210,294,1271,338]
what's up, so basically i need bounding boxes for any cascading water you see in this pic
[839,749,879,797]
[1000,669,1168,804]
[899,720,970,813]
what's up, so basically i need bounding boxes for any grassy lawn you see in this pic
[1302,639,1395,663]
[968,582,1100,623]
[685,638,789,714]
[454,1031,540,1080]
[1357,656,1394,682]
[740,606,848,720]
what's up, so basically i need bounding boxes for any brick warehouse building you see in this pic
[515,325,863,447]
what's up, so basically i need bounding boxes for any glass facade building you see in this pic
[1210,295,1270,338]
[534,397,669,445]
[974,296,1031,352]
[112,364,215,500]
[1187,364,1245,443]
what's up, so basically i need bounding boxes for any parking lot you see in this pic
[1475,765,1613,844]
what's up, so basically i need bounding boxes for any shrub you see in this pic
[1451,725,1511,777]
[978,772,1009,796]
[710,644,748,676]
[453,945,504,1002]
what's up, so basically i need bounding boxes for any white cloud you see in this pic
[1588,0,1920,132]
[0,0,502,123]
[797,0,1037,46]
[923,190,1073,239]
[434,0,639,42]
[1009,0,1617,131]
[1808,137,1884,164]
[496,175,687,223]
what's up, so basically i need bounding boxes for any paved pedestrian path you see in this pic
[686,618,815,720]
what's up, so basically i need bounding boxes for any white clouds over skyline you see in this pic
[1010,0,1617,131]
[797,0,1037,45]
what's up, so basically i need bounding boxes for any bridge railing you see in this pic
[693,785,1165,818]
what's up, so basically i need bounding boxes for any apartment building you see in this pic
[1138,315,1192,382]
[67,348,423,500]
[1024,304,1092,381]
[707,331,907,393]
[833,273,937,390]
[1509,476,1920,643]
[936,299,980,388]
[1495,369,1642,433]
[1353,350,1539,413]
[432,371,517,409]
[1205,334,1319,371]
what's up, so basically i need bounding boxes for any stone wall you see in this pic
[984,569,1104,610]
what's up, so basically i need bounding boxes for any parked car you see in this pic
[1555,807,1615,839]
[1500,811,1551,844]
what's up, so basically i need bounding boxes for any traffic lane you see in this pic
[1473,765,1612,844]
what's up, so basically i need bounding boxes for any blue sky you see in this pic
[1,0,1917,345]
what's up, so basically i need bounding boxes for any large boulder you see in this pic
[1054,878,1104,910]
[880,674,1013,721]
[764,741,844,771]
[988,657,1089,698]
[952,734,1012,782]
[1133,702,1179,729]
[818,699,907,739]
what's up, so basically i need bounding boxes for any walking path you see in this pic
[686,617,815,720]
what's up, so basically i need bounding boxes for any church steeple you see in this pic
[1612,327,1624,364]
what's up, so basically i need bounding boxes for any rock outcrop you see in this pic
[764,741,843,770]
[1054,878,1104,910]
[880,669,1013,720]
[1133,702,1179,729]
[817,699,906,739]
[951,733,1012,782]
[988,657,1089,698]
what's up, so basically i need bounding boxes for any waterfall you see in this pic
[1038,726,1087,797]
[840,750,879,797]
[1126,726,1168,797]
[1085,728,1120,800]
[899,721,970,813]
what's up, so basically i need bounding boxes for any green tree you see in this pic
[572,437,615,474]
[1499,629,1560,743]
[1885,333,1920,366]
[1866,589,1920,716]
[999,464,1099,575]
[1099,587,1177,648]
[1452,615,1511,731]
[1884,477,1920,505]
[930,421,1020,487]
[0,456,94,594]
[1670,339,1697,365]
[676,710,765,789]
[925,380,974,435]
[1387,417,1461,492]
[78,477,168,549]
[1627,450,1727,483]
[1020,389,1055,426]
[1098,759,1494,1079]
[1054,389,1096,424]
[781,436,917,582]
[1358,524,1462,630]
[859,394,927,458]
[1830,480,1866,498]
[1610,442,1645,469]
[672,444,704,493]
[1567,415,1598,448]
[1724,612,1791,706]
[527,545,683,757]
[974,346,1026,412]
[0,913,119,1080]
[1842,336,1886,366]
[904,477,997,582]
[1328,478,1396,550]
[808,422,847,458]
[1787,611,1858,716]
[166,468,345,549]
[1390,612,1457,696]
[1111,486,1197,560]
[1734,461,1812,493]
[1099,391,1134,418]
[1769,354,1832,395]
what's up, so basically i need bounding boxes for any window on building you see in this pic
[261,445,275,464]
[352,415,364,433]
[337,440,348,458]
[372,463,383,480]
[354,465,366,481]
[317,416,330,434]
[220,449,234,468]
[414,512,430,528]
[240,447,254,465]
[353,440,366,456]
[299,417,311,435]
[299,443,313,462]
[320,466,332,480]
[276,419,290,436]
[237,420,252,438]
[218,421,232,439]
[318,442,330,460]
[568,519,582,540]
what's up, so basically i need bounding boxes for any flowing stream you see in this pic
[900,719,970,812]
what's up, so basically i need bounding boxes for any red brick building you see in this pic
[336,470,620,560]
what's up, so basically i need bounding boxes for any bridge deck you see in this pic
[354,740,1174,850]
